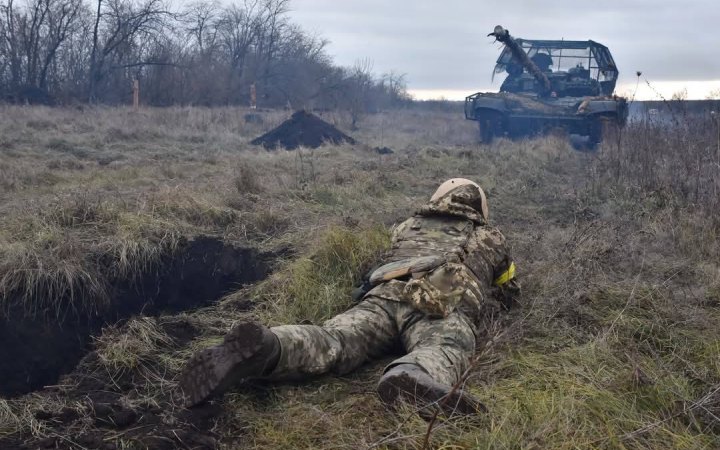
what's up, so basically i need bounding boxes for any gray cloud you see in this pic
[289,0,720,93]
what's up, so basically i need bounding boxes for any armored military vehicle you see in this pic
[465,26,628,146]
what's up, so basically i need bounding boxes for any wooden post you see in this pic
[132,79,139,110]
[250,83,257,109]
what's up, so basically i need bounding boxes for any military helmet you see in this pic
[430,178,488,221]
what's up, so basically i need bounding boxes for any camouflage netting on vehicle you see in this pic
[251,110,356,150]
[502,93,581,115]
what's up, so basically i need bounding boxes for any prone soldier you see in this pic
[179,178,519,417]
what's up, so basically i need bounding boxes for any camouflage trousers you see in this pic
[269,296,476,386]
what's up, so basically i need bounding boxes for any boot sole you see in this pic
[377,371,485,417]
[179,321,265,407]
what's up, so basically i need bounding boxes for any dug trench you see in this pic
[0,236,270,398]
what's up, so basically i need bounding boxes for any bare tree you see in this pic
[346,58,374,129]
[380,71,409,107]
[253,0,289,102]
[213,0,264,103]
[0,0,409,109]
[0,0,23,91]
[0,0,80,102]
[38,0,82,90]
[88,0,170,102]
[256,22,329,108]
[182,0,217,53]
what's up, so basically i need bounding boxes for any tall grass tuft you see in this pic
[256,226,391,325]
[598,114,720,215]
[95,317,174,372]
[0,400,20,439]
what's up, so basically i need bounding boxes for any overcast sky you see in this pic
[288,0,720,100]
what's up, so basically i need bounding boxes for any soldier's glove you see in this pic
[351,279,373,302]
[494,278,521,309]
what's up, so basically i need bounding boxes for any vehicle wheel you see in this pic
[587,120,603,149]
[477,112,503,144]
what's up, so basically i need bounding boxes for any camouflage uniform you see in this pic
[269,185,518,387]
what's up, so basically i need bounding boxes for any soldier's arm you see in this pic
[471,227,521,308]
[352,219,408,302]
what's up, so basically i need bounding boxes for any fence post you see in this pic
[132,79,140,111]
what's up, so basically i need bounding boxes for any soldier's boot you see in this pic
[179,320,280,407]
[377,364,486,418]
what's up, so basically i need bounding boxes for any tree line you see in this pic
[0,0,411,112]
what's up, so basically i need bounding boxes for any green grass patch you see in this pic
[255,225,391,325]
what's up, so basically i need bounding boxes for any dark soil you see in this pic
[0,314,227,450]
[251,110,356,150]
[0,236,269,397]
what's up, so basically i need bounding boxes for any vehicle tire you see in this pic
[587,119,603,149]
[476,112,503,144]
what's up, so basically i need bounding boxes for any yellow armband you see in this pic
[494,262,516,287]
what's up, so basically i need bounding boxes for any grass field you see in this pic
[0,105,719,449]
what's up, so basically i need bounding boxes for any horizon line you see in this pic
[409,79,720,102]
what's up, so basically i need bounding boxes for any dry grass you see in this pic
[95,317,175,372]
[255,225,391,325]
[1,105,719,449]
[598,114,720,213]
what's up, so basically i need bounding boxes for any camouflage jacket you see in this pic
[366,184,519,323]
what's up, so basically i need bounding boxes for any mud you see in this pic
[0,311,232,450]
[17,401,223,450]
[251,110,356,150]
[0,236,268,397]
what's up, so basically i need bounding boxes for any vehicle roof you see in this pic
[514,39,609,51]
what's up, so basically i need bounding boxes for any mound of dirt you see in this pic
[251,110,356,150]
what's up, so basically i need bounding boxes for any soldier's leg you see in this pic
[179,320,281,407]
[377,307,481,416]
[393,308,476,385]
[180,297,398,406]
[269,296,398,379]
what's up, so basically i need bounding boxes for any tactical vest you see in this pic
[385,215,475,263]
[367,215,486,318]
